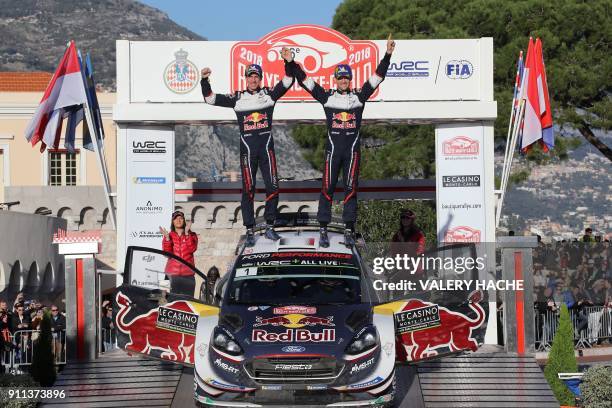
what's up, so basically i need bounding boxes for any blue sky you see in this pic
[140,0,344,40]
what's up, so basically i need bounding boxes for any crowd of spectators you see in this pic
[532,229,611,346]
[0,293,65,369]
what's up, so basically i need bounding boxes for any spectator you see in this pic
[30,309,44,342]
[206,266,221,303]
[582,227,594,243]
[11,303,30,364]
[50,305,65,361]
[12,293,24,313]
[160,210,198,296]
[101,305,115,352]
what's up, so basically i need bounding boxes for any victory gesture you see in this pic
[159,226,169,240]
[201,67,212,79]
[281,47,293,63]
[386,33,395,55]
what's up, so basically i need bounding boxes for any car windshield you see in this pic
[227,252,361,305]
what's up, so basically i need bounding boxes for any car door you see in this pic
[369,243,489,363]
[113,246,219,366]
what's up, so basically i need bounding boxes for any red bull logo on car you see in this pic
[231,25,379,99]
[115,291,199,363]
[253,314,334,328]
[252,328,336,343]
[243,112,269,131]
[442,136,479,156]
[395,291,485,361]
[331,111,357,129]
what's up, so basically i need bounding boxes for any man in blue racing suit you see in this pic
[201,49,294,246]
[285,36,395,247]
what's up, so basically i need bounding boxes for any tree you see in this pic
[332,0,611,161]
[30,312,56,387]
[544,304,578,406]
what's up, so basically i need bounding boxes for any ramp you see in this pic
[413,351,559,408]
[40,349,183,407]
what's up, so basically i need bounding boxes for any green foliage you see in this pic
[544,304,578,406]
[30,312,56,387]
[581,365,612,408]
[0,374,39,408]
[356,200,437,244]
[319,0,612,174]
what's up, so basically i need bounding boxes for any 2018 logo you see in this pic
[231,25,379,100]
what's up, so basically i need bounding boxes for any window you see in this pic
[49,151,79,186]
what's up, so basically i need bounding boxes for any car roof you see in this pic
[243,229,353,255]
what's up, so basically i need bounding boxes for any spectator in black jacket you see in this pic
[50,305,65,361]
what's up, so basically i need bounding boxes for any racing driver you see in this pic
[285,35,395,247]
[201,49,295,246]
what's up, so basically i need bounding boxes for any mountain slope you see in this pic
[0,0,204,89]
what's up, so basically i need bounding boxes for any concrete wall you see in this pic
[0,211,66,301]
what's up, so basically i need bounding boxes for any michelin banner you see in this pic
[125,126,174,249]
[435,124,487,244]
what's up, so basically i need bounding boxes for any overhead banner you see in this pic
[128,24,485,103]
[125,127,174,250]
[435,124,487,244]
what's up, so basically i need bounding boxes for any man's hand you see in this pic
[185,221,192,234]
[281,47,293,63]
[201,67,212,79]
[386,33,395,55]
[159,226,169,240]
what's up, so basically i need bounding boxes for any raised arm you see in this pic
[200,67,237,108]
[283,48,329,105]
[357,34,395,103]
[268,50,295,101]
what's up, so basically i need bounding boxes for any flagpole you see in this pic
[80,84,116,229]
[496,99,525,227]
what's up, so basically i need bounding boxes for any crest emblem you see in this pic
[164,48,199,94]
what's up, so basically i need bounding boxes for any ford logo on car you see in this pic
[281,345,305,353]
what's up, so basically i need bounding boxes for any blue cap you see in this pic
[245,64,263,77]
[334,64,352,80]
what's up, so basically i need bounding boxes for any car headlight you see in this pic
[212,328,243,356]
[345,327,378,355]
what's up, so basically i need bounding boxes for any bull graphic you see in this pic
[397,290,485,361]
[115,291,195,363]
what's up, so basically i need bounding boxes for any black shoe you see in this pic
[264,226,281,241]
[319,228,330,248]
[343,229,355,247]
[245,229,256,247]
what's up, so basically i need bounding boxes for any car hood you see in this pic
[221,303,372,360]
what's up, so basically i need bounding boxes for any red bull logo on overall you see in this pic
[243,112,269,131]
[395,291,486,362]
[331,111,357,129]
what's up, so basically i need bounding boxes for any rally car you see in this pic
[113,213,488,407]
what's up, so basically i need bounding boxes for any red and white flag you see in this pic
[24,41,88,150]
[518,37,554,151]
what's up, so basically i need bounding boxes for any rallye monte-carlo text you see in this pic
[113,214,488,407]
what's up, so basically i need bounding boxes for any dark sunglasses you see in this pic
[51,309,59,312]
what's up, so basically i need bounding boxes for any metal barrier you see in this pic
[535,306,612,351]
[0,330,66,374]
[100,328,118,353]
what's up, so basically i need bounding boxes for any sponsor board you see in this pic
[156,306,198,335]
[252,328,336,343]
[132,177,166,184]
[442,136,479,157]
[444,226,482,243]
[446,59,474,79]
[132,140,167,154]
[394,305,441,334]
[163,48,199,94]
[135,200,164,215]
[388,60,429,77]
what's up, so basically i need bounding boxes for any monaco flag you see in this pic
[519,37,554,152]
[24,41,88,150]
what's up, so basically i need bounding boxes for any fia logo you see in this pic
[446,60,473,79]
